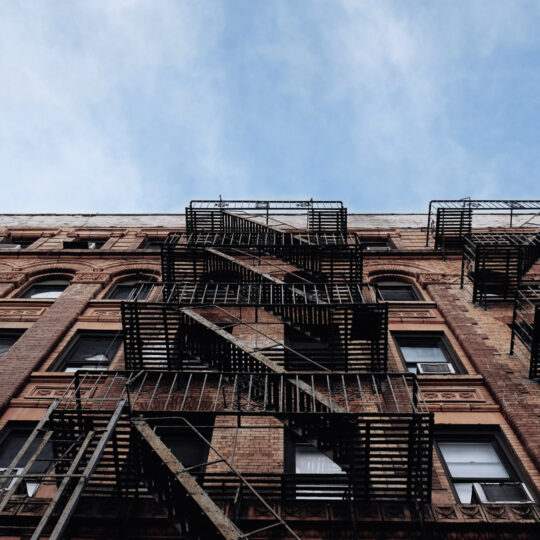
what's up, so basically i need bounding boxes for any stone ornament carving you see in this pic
[0,272,26,283]
[0,307,46,319]
[71,273,109,284]
[422,389,482,402]
[418,273,461,286]
[431,505,458,521]
[389,310,434,319]
[80,308,122,321]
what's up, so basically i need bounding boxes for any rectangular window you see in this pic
[393,333,459,374]
[63,240,105,250]
[361,240,392,251]
[437,432,534,503]
[0,238,36,250]
[145,240,165,250]
[286,434,346,500]
[0,424,53,497]
[155,419,214,473]
[57,332,122,372]
[0,330,24,360]
[376,281,420,301]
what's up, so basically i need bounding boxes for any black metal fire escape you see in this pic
[460,232,540,306]
[0,200,434,540]
[511,282,540,378]
[426,199,540,253]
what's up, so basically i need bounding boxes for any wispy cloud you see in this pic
[1,1,539,212]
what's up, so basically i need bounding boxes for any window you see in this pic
[0,238,36,250]
[19,279,70,299]
[0,424,53,497]
[106,279,153,300]
[293,442,346,500]
[145,240,165,251]
[362,240,391,251]
[286,434,346,500]
[63,239,105,250]
[393,333,459,374]
[375,280,420,301]
[0,330,24,359]
[56,332,122,372]
[156,419,213,472]
[437,433,534,504]
[284,326,333,371]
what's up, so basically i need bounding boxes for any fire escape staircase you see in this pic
[0,399,126,540]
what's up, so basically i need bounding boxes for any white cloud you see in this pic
[0,0,248,212]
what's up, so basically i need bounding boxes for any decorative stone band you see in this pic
[71,272,110,284]
[0,272,27,285]
[418,273,461,286]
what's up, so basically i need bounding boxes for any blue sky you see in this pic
[1,1,540,213]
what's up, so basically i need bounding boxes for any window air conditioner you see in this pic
[417,362,455,374]
[472,482,533,504]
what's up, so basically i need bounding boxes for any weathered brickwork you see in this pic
[0,215,539,539]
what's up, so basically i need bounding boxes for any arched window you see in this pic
[373,278,421,301]
[19,277,70,299]
[106,276,154,300]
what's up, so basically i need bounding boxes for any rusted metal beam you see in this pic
[132,419,243,540]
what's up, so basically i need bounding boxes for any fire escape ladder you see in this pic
[0,400,58,514]
[132,419,243,540]
[132,418,302,540]
[32,399,126,540]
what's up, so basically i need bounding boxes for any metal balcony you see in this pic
[511,282,540,378]
[6,370,432,538]
[461,232,540,305]
[121,285,388,372]
[186,199,347,236]
[161,234,363,285]
[426,199,540,249]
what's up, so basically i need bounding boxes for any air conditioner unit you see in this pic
[417,362,455,374]
[472,482,533,503]
[0,244,21,250]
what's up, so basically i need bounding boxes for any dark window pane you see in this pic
[158,423,213,471]
[63,240,105,249]
[20,283,69,299]
[363,241,390,251]
[146,241,163,250]
[378,286,418,301]
[108,283,151,300]
[0,332,23,359]
[62,334,121,372]
[0,426,53,486]
[395,335,456,374]
[10,239,35,249]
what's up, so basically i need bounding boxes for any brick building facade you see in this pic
[0,200,539,539]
